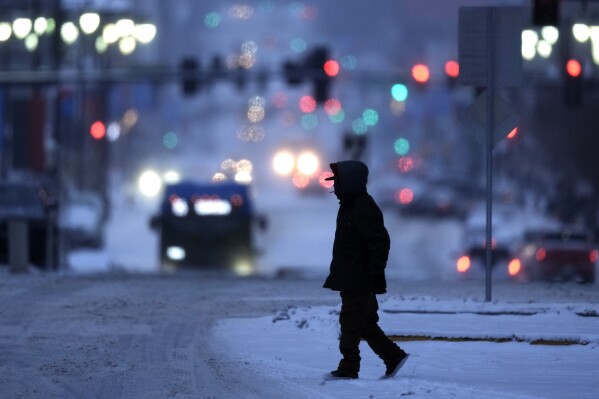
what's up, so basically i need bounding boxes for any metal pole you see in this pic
[485,8,495,302]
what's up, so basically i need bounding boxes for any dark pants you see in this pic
[337,291,404,374]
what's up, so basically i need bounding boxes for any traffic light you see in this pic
[180,57,200,96]
[308,46,332,104]
[411,63,430,89]
[90,121,106,140]
[564,59,582,107]
[283,46,336,105]
[445,60,459,87]
[533,0,559,26]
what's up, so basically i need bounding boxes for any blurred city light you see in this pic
[541,26,559,45]
[61,21,79,44]
[566,59,582,77]
[445,60,459,78]
[90,121,106,140]
[12,18,32,39]
[273,151,295,176]
[391,83,408,102]
[411,64,430,83]
[297,151,319,176]
[0,22,11,41]
[138,170,162,198]
[456,255,471,273]
[163,170,181,184]
[394,137,410,156]
[79,13,100,35]
[323,59,340,77]
[573,23,590,43]
[299,95,316,113]
[507,127,518,140]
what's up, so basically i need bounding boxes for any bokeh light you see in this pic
[292,173,310,189]
[297,151,319,176]
[247,106,265,122]
[398,156,414,173]
[290,37,308,53]
[391,84,408,102]
[324,60,340,77]
[90,121,106,140]
[445,60,459,78]
[394,138,410,155]
[328,109,345,123]
[362,109,379,126]
[395,188,414,205]
[163,132,178,149]
[299,95,317,113]
[352,119,367,135]
[138,170,162,198]
[324,98,342,116]
[412,64,430,83]
[205,12,222,28]
[229,5,254,20]
[301,114,318,130]
[340,55,357,70]
[273,150,295,176]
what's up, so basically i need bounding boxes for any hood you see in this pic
[329,160,369,201]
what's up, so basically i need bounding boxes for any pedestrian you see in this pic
[323,160,409,380]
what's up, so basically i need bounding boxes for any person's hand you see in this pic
[371,274,387,294]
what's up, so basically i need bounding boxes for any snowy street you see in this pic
[1,271,598,399]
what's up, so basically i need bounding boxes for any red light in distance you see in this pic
[445,60,459,78]
[323,60,340,77]
[90,121,106,140]
[299,95,317,113]
[507,127,518,139]
[566,59,582,78]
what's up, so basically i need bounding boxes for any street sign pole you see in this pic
[459,6,522,302]
[484,8,495,302]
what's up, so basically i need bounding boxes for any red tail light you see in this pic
[508,258,521,276]
[535,248,547,261]
[457,255,471,273]
[590,250,599,263]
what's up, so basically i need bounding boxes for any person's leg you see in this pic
[336,291,365,375]
[360,293,407,368]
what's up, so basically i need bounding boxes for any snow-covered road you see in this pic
[1,271,598,399]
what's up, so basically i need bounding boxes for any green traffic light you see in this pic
[391,84,408,102]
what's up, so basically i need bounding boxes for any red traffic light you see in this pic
[412,64,430,83]
[445,60,459,78]
[90,121,106,140]
[323,59,339,77]
[566,59,582,78]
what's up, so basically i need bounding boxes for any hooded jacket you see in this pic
[323,161,390,293]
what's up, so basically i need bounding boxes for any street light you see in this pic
[12,18,32,39]
[60,21,79,45]
[0,22,12,41]
[79,13,100,35]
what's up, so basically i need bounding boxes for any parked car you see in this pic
[0,181,56,269]
[149,181,266,274]
[509,228,597,284]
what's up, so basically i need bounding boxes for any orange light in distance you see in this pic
[566,59,582,78]
[507,127,518,139]
[457,256,471,273]
[412,64,430,83]
[445,60,459,78]
[508,259,521,276]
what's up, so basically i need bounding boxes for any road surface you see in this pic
[1,271,598,398]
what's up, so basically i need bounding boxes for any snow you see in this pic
[215,296,599,399]
[48,187,599,398]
